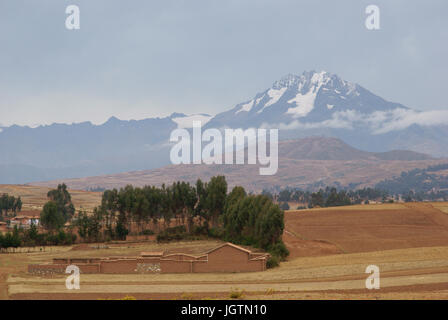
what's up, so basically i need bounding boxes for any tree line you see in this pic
[2,178,287,263]
[263,186,389,209]
[223,186,287,264]
[0,194,22,218]
[0,185,76,251]
[0,224,76,251]
[71,176,288,262]
[39,183,75,232]
[73,176,228,242]
[375,163,448,201]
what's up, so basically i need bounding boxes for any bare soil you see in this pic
[2,202,448,300]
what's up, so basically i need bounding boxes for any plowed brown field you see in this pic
[284,203,448,258]
[2,202,448,299]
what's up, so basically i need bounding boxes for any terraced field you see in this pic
[2,202,448,299]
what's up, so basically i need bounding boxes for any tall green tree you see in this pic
[204,176,227,228]
[310,190,325,208]
[47,184,75,222]
[40,201,65,233]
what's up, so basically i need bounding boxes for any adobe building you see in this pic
[9,215,40,229]
[28,242,269,275]
[6,211,41,230]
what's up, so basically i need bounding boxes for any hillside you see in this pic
[375,163,448,195]
[29,137,447,192]
[284,202,448,258]
[0,184,101,212]
[1,71,448,184]
[278,137,432,161]
[5,202,448,300]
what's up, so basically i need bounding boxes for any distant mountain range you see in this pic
[206,71,448,157]
[1,70,448,185]
[30,137,446,192]
[208,71,408,127]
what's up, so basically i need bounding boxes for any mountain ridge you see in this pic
[1,70,448,184]
[28,137,444,192]
[278,137,432,161]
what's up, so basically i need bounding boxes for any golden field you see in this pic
[1,198,448,299]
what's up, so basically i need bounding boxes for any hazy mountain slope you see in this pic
[206,71,448,157]
[0,114,210,183]
[29,137,444,192]
[207,71,408,129]
[1,70,447,184]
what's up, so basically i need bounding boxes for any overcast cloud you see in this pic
[0,0,447,126]
[263,108,448,134]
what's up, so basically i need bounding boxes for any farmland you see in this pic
[1,200,448,299]
[0,184,101,212]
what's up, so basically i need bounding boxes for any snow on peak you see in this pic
[231,71,362,118]
[284,71,331,118]
[235,100,254,114]
[286,89,319,118]
[273,71,332,89]
[257,87,287,113]
[272,73,301,89]
[255,71,330,115]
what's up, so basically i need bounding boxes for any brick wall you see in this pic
[163,253,198,261]
[28,243,267,274]
[125,235,156,242]
[28,263,100,275]
[100,259,139,274]
[77,263,101,273]
[28,264,67,275]
[53,258,69,264]
[160,260,192,273]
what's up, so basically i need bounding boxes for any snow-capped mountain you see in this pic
[1,70,448,184]
[207,70,408,129]
[206,71,448,157]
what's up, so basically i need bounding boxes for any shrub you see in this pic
[229,288,244,299]
[157,225,188,242]
[266,256,279,269]
[207,227,224,239]
[165,225,187,235]
[191,225,208,236]
[140,229,155,236]
[268,241,289,261]
[280,202,290,210]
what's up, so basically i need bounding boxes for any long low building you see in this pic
[28,242,269,274]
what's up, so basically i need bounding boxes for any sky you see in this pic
[0,0,447,127]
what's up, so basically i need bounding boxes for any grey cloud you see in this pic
[0,0,447,126]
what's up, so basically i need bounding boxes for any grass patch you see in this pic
[229,288,245,299]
